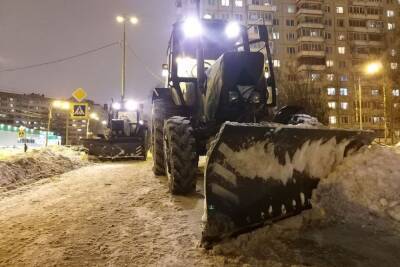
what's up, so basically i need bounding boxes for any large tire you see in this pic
[164,116,198,195]
[151,99,180,175]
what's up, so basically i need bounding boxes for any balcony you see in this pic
[247,18,273,26]
[296,8,323,16]
[248,4,277,12]
[297,64,326,72]
[297,50,325,58]
[297,22,324,29]
[297,36,325,42]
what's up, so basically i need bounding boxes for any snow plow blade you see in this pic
[81,138,147,160]
[202,122,374,245]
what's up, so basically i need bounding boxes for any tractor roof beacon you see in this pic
[151,18,374,245]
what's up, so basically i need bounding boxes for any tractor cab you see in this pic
[163,18,276,123]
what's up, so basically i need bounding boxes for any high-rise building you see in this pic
[0,90,107,145]
[176,0,400,143]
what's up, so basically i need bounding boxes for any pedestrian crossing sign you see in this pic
[71,103,88,119]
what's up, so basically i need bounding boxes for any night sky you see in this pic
[0,0,176,104]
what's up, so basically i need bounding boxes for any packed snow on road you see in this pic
[0,144,399,266]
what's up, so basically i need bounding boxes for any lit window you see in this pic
[387,10,395,17]
[328,101,336,109]
[221,0,230,6]
[272,32,280,39]
[329,116,337,125]
[393,89,400,96]
[327,87,336,95]
[388,23,395,30]
[311,73,320,81]
[338,46,345,54]
[10,104,13,107]
[391,62,398,69]
[340,88,348,96]
[391,49,396,57]
[327,74,334,81]
[235,0,242,7]
[372,117,380,124]
[273,59,280,67]
[336,6,344,14]
[372,89,379,96]
[340,102,349,110]
[338,34,345,40]
[326,60,334,67]
[288,5,296,13]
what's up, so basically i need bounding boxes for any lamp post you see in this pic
[116,15,139,103]
[86,113,99,138]
[357,62,384,131]
[46,100,70,146]
[361,61,388,142]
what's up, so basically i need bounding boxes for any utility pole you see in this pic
[122,21,126,103]
[358,76,363,130]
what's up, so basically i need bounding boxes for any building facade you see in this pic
[0,91,107,145]
[176,0,400,143]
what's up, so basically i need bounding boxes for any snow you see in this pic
[0,146,88,191]
[220,137,349,185]
[314,144,400,226]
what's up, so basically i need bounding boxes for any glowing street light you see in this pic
[125,99,138,111]
[47,100,71,146]
[365,61,383,75]
[116,15,139,102]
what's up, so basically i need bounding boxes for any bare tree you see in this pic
[275,63,329,124]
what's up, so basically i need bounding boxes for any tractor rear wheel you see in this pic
[164,116,198,195]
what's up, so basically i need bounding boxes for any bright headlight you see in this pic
[183,17,203,38]
[112,102,121,110]
[125,100,138,111]
[225,21,240,39]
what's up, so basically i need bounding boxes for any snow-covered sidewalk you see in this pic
[0,146,88,191]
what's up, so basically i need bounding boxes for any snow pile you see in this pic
[0,146,89,191]
[314,145,400,226]
[220,137,349,184]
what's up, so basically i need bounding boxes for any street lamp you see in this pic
[116,15,139,103]
[358,61,387,142]
[46,100,70,146]
[86,112,100,138]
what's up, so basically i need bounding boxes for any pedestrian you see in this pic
[24,143,28,153]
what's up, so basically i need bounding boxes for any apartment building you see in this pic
[176,0,400,142]
[0,91,107,145]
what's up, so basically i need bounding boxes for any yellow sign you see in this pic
[71,103,89,119]
[18,126,26,138]
[72,88,87,102]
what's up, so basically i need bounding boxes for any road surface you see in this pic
[1,160,400,266]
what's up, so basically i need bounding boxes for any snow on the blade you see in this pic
[219,137,349,184]
[314,144,400,225]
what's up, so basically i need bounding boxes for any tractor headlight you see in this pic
[112,102,121,110]
[225,21,240,39]
[250,92,261,104]
[183,17,203,38]
[125,100,138,111]
[229,91,239,102]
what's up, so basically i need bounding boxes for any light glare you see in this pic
[130,17,139,24]
[116,16,125,23]
[125,100,138,111]
[183,17,203,38]
[365,62,383,75]
[112,102,121,110]
[225,21,241,39]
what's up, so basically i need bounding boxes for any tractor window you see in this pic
[118,111,137,123]
[176,57,215,78]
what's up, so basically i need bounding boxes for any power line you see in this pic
[0,42,119,73]
[126,43,164,83]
